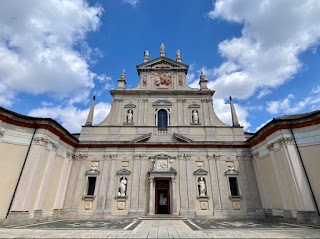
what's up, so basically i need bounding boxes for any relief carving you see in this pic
[154,73,172,87]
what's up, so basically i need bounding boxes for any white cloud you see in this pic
[122,0,140,7]
[214,98,251,130]
[28,102,111,133]
[257,88,272,99]
[0,0,103,106]
[266,93,320,115]
[207,0,320,100]
[312,85,320,94]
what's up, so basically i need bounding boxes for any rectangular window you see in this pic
[228,177,240,197]
[87,177,96,196]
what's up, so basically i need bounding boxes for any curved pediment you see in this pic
[194,169,208,175]
[188,104,200,108]
[124,103,136,108]
[117,169,131,175]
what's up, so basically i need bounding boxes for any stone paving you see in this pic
[0,219,320,238]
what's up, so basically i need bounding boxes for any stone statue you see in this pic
[126,109,133,123]
[176,49,181,58]
[198,177,206,197]
[119,177,127,196]
[144,50,149,58]
[160,43,165,51]
[192,109,199,123]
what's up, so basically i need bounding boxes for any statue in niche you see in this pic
[198,177,206,197]
[126,109,133,123]
[118,176,127,197]
[192,109,199,123]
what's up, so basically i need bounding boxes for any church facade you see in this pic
[0,45,319,224]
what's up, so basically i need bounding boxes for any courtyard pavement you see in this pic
[0,219,320,238]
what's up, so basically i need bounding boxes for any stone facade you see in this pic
[0,45,319,224]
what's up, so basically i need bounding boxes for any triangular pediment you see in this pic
[124,103,136,108]
[137,57,189,75]
[173,132,194,143]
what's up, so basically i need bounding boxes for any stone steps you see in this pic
[138,215,187,220]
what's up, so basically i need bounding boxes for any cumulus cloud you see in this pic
[29,102,111,133]
[266,92,320,115]
[0,0,103,106]
[122,0,140,7]
[207,0,320,100]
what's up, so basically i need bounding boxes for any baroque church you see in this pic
[0,44,319,224]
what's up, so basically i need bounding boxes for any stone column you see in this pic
[138,99,143,125]
[177,99,182,125]
[72,155,88,209]
[116,99,123,125]
[279,138,316,212]
[143,99,148,125]
[53,153,72,210]
[178,154,188,215]
[148,176,154,215]
[185,154,195,216]
[129,154,141,214]
[104,154,117,214]
[34,143,58,211]
[254,153,272,210]
[95,156,111,216]
[171,176,178,215]
[138,154,147,214]
[11,137,48,212]
[182,99,187,125]
[208,155,222,215]
[201,99,209,126]
[268,143,290,210]
[216,158,228,212]
[207,99,215,126]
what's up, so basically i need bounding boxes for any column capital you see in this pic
[267,143,274,151]
[34,137,49,146]
[277,137,294,146]
[212,154,221,160]
[0,127,5,137]
[73,154,88,160]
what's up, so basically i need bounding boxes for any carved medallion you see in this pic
[154,73,171,87]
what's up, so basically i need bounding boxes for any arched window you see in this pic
[157,109,168,129]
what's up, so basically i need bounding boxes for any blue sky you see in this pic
[1,0,320,133]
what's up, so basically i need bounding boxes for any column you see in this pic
[104,154,117,214]
[171,176,178,215]
[53,153,72,209]
[185,154,195,215]
[182,99,187,125]
[71,155,88,209]
[148,176,154,215]
[116,99,123,125]
[34,143,58,211]
[143,99,148,125]
[201,99,209,126]
[96,156,110,212]
[178,154,188,214]
[177,99,182,125]
[208,155,222,214]
[280,138,316,211]
[138,99,143,125]
[268,143,289,210]
[11,137,48,211]
[129,154,141,214]
[138,154,147,214]
[255,154,272,210]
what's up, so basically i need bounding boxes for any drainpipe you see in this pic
[290,121,320,216]
[5,123,37,219]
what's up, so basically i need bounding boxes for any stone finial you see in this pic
[176,49,182,63]
[229,96,240,127]
[85,95,96,126]
[117,70,126,89]
[160,43,165,57]
[144,50,149,62]
[199,71,208,89]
